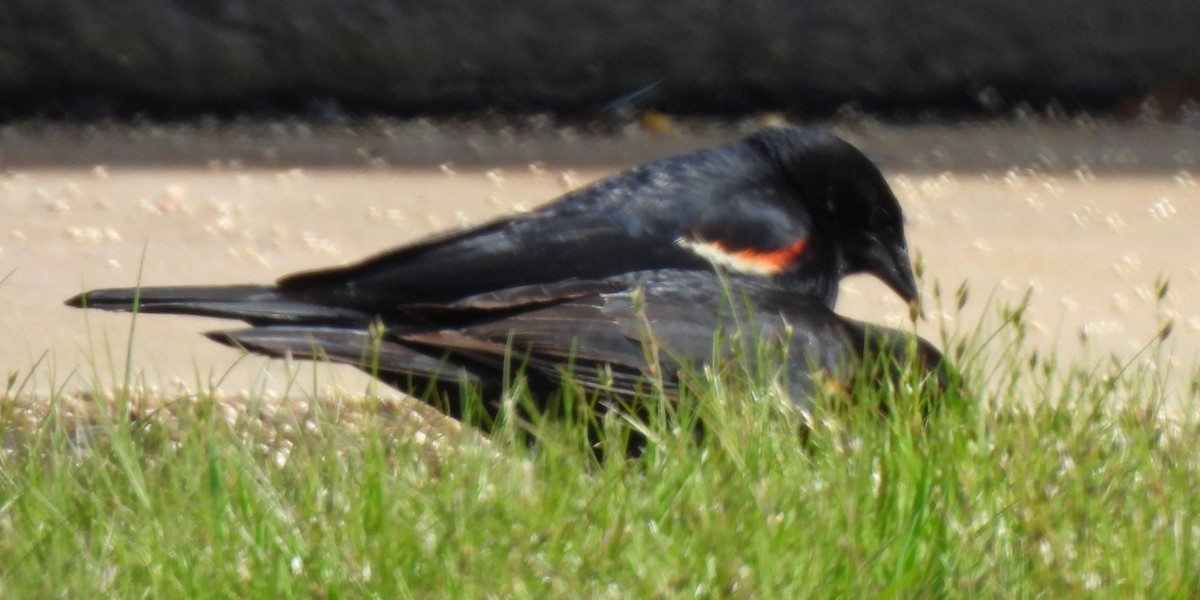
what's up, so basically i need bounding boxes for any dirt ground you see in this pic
[2,119,1197,409]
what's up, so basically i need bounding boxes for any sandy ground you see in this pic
[2,119,1198,409]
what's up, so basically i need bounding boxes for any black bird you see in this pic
[65,127,939,440]
[198,271,948,430]
[67,126,917,324]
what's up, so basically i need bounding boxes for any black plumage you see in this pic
[69,127,917,324]
[201,271,946,428]
[65,127,944,446]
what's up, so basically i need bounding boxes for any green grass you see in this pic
[2,290,1199,597]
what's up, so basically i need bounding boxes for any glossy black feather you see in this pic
[205,271,948,429]
[63,128,942,450]
[272,126,914,312]
[66,285,372,325]
[66,128,916,326]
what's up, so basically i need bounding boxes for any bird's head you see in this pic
[752,127,920,305]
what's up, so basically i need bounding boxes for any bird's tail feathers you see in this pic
[64,285,371,325]
[207,325,481,387]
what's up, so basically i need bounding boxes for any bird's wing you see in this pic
[398,292,669,397]
[275,144,825,314]
[394,278,819,398]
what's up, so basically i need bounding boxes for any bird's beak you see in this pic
[862,240,920,306]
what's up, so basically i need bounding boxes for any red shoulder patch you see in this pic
[676,237,808,275]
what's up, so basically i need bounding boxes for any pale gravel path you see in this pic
[2,121,1197,411]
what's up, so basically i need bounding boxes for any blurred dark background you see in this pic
[3,1,1200,121]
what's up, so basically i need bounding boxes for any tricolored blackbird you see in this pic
[68,126,917,323]
[66,127,943,442]
[200,270,947,429]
